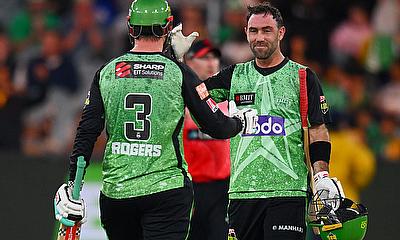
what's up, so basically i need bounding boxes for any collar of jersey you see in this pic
[253,57,289,76]
[127,51,163,55]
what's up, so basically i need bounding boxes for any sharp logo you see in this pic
[133,63,165,70]
[234,93,256,106]
[243,115,285,136]
[116,61,165,79]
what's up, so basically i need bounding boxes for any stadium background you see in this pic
[0,0,399,239]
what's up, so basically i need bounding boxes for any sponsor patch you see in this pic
[243,115,285,137]
[234,93,256,106]
[196,83,209,100]
[206,98,219,113]
[115,61,165,79]
[272,225,304,233]
[320,95,329,114]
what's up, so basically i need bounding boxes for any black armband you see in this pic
[309,141,331,164]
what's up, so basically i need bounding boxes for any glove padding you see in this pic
[170,23,199,62]
[229,101,258,135]
[54,183,86,226]
[314,171,345,211]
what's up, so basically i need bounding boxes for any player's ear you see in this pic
[278,26,285,41]
[244,26,250,42]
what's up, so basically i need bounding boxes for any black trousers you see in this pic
[189,178,229,240]
[228,197,307,240]
[100,179,193,240]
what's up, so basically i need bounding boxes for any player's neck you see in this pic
[255,51,285,68]
[131,39,164,53]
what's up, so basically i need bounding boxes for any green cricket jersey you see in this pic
[205,58,331,199]
[69,52,242,199]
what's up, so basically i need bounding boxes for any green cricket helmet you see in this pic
[309,198,368,240]
[127,0,173,38]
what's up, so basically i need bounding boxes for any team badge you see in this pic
[320,95,329,114]
[196,83,209,100]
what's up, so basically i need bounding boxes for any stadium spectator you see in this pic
[7,0,60,52]
[375,58,400,117]
[330,4,373,67]
[329,124,376,202]
[23,30,80,156]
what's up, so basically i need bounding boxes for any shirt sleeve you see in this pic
[307,68,332,126]
[180,64,242,139]
[203,64,236,103]
[69,68,105,181]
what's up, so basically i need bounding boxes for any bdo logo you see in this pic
[243,115,286,136]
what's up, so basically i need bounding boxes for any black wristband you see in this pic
[309,141,331,164]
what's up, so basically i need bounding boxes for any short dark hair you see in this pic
[246,2,284,28]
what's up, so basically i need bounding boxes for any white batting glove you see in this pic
[54,183,86,225]
[170,23,199,62]
[314,171,345,211]
[229,100,258,135]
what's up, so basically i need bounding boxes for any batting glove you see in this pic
[314,171,345,211]
[170,23,199,62]
[54,182,86,226]
[229,100,258,135]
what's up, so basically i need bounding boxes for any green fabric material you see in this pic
[210,60,309,199]
[99,53,187,199]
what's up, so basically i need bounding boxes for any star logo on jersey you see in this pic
[231,75,301,184]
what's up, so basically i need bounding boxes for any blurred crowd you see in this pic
[0,0,399,174]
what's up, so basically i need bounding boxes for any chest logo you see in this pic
[243,115,285,137]
[234,93,256,106]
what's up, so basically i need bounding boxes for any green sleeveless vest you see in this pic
[99,53,187,199]
[228,60,308,199]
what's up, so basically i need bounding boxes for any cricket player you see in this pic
[174,2,345,240]
[53,1,258,239]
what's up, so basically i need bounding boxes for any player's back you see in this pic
[98,52,187,199]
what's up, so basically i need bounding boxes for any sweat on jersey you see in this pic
[68,52,243,199]
[205,57,331,199]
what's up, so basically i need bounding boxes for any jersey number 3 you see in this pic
[124,93,152,141]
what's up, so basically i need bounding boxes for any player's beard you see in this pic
[250,38,278,60]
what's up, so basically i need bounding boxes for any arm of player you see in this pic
[307,68,344,211]
[203,65,236,103]
[310,124,344,211]
[69,68,105,181]
[181,65,256,139]
[54,68,105,224]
